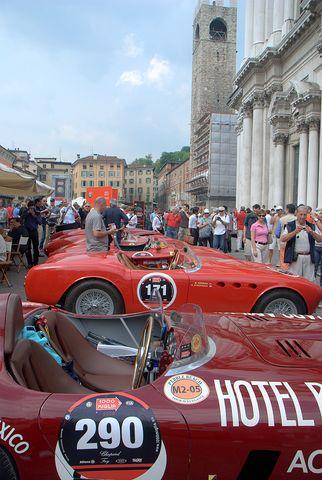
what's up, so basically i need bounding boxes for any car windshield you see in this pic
[168,303,209,367]
[181,246,202,273]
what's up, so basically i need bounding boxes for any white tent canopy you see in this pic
[0,162,53,196]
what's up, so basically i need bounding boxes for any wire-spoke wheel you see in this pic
[64,280,124,315]
[75,289,114,315]
[263,298,298,315]
[253,289,307,315]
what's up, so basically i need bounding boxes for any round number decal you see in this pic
[137,273,177,309]
[56,393,166,480]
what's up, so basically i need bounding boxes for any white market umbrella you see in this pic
[0,162,53,196]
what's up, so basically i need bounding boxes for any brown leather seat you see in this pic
[9,339,91,394]
[42,310,134,392]
[4,293,25,357]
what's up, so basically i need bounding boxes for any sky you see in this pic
[0,0,245,163]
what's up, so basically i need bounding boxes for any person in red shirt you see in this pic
[234,206,246,252]
[165,207,181,239]
[6,203,13,220]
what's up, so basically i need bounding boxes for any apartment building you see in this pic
[72,154,126,200]
[124,164,154,209]
[36,157,72,200]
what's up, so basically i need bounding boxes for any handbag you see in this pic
[198,223,212,239]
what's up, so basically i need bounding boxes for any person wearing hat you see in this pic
[197,209,213,247]
[212,206,229,252]
[268,205,284,265]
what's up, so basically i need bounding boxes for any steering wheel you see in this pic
[132,251,153,258]
[132,316,154,389]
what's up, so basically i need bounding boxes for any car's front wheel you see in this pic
[252,289,307,315]
[64,280,124,315]
[0,448,19,480]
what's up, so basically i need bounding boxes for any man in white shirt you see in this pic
[281,206,322,282]
[212,206,229,251]
[126,207,138,229]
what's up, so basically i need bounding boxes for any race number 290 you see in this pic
[76,416,143,450]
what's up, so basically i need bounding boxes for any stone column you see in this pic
[241,106,253,207]
[236,128,241,208]
[268,125,275,207]
[297,123,308,205]
[286,144,295,204]
[306,120,320,209]
[282,0,294,36]
[319,96,322,207]
[261,97,270,207]
[253,0,265,56]
[265,0,274,47]
[244,0,254,60]
[271,0,284,46]
[273,134,287,206]
[251,97,264,205]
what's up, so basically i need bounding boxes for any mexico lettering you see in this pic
[213,380,322,427]
[0,418,30,454]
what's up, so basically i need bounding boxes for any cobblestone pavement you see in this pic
[1,239,321,315]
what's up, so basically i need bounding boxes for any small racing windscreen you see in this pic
[170,303,209,367]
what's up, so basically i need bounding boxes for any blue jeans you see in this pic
[39,223,46,250]
[213,234,226,251]
[314,247,322,285]
[166,227,178,239]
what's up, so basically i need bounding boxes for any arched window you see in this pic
[209,18,227,41]
[195,23,200,41]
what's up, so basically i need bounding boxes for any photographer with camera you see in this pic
[281,205,322,282]
[24,201,42,268]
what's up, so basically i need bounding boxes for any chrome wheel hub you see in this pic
[75,289,114,315]
[264,298,298,315]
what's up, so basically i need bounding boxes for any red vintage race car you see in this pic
[25,235,322,316]
[2,292,322,479]
[45,229,161,257]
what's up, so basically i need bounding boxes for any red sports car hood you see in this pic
[207,312,322,369]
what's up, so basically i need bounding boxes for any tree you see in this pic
[154,147,190,174]
[130,154,153,166]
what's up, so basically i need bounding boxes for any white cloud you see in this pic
[118,70,144,86]
[123,33,143,58]
[146,56,171,86]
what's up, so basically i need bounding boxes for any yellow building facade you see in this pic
[72,154,126,200]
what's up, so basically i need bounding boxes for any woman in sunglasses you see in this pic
[250,209,269,263]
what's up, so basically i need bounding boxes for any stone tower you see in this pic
[188,0,237,208]
[191,0,237,126]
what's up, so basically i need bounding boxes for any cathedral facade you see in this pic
[229,0,322,209]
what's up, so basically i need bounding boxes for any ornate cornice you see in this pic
[234,7,318,87]
[273,133,289,145]
[296,121,309,134]
[308,118,320,131]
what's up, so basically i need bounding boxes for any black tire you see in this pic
[252,289,307,315]
[0,448,18,480]
[64,280,125,315]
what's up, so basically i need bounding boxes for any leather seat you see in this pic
[41,310,134,392]
[9,339,91,394]
[4,293,25,357]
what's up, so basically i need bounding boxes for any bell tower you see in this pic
[191,0,237,126]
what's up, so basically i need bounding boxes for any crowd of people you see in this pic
[1,196,321,286]
[147,202,322,284]
[0,197,91,268]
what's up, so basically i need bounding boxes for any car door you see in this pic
[39,386,190,480]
